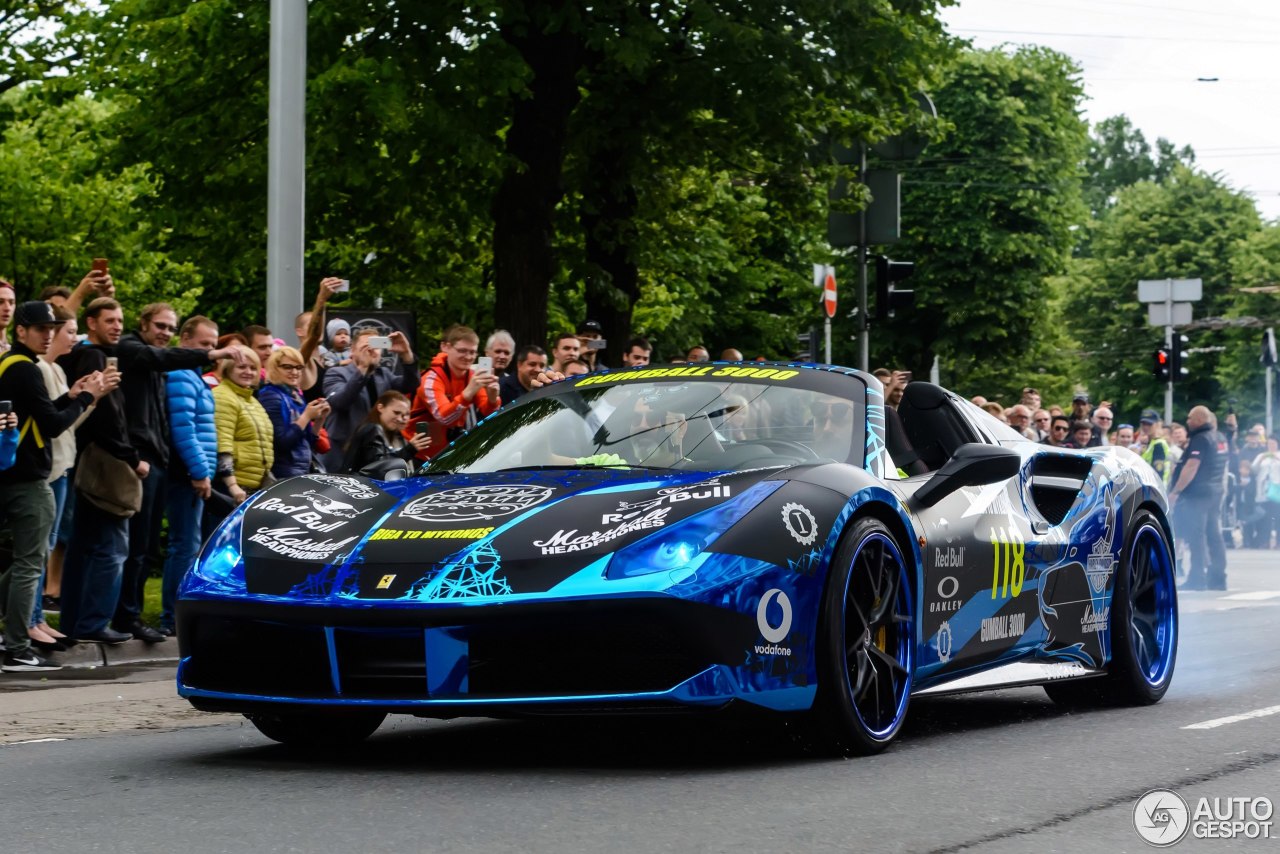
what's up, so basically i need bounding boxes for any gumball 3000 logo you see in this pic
[400,485,554,522]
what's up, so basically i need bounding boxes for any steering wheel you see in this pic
[746,438,822,461]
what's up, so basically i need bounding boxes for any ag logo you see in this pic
[756,589,793,643]
[781,502,818,546]
[1132,789,1190,846]
[937,620,953,663]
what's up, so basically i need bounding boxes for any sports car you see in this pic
[177,363,1178,753]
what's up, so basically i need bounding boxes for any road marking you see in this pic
[3,737,68,746]
[1183,704,1280,730]
[1220,590,1280,601]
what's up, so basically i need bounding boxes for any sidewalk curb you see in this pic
[51,639,179,669]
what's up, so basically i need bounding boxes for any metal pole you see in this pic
[266,0,306,340]
[1164,280,1173,425]
[824,315,831,365]
[929,353,940,385]
[1267,364,1274,438]
[857,142,869,372]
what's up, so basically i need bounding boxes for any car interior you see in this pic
[886,383,983,475]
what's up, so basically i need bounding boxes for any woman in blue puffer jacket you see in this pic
[163,346,220,634]
[257,346,331,479]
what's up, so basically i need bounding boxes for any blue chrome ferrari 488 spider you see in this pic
[177,364,1178,753]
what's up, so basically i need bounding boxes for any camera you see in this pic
[366,336,391,350]
[587,339,607,351]
[475,356,493,375]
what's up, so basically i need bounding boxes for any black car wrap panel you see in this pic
[238,468,832,601]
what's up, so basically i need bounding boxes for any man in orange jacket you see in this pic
[406,325,500,459]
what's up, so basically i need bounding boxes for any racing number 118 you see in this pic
[990,527,1024,600]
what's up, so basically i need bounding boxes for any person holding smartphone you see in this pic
[405,325,499,460]
[340,390,432,473]
[321,327,418,471]
[0,301,111,670]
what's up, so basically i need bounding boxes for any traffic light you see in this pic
[1152,348,1170,381]
[1170,334,1190,381]
[874,255,915,320]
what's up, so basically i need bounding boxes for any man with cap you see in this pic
[0,278,15,356]
[575,319,606,371]
[1139,409,1172,485]
[0,301,113,671]
[1068,392,1101,447]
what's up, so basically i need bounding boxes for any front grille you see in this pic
[333,628,427,698]
[181,600,742,703]
[184,616,333,697]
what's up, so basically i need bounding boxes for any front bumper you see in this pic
[176,596,813,716]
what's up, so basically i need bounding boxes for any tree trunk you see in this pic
[583,154,641,368]
[491,17,585,350]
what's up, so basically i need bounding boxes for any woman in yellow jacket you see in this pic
[212,345,274,504]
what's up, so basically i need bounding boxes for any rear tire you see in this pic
[246,710,387,747]
[1045,509,1177,707]
[808,517,915,755]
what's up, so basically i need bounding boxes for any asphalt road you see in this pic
[3,552,1279,854]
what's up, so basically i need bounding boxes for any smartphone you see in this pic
[415,422,430,435]
[366,336,391,349]
[92,258,109,273]
[335,279,350,292]
[0,400,11,416]
[105,356,118,371]
[587,339,607,351]
[475,356,493,375]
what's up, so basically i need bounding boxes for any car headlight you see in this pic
[605,481,782,579]
[180,501,249,596]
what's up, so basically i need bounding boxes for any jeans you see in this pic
[28,473,69,627]
[60,492,131,638]
[162,481,205,630]
[0,479,56,656]
[1177,492,1227,587]
[115,463,167,627]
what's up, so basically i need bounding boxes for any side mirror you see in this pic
[910,443,1021,509]
[359,457,412,481]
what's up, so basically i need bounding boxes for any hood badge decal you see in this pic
[781,502,818,546]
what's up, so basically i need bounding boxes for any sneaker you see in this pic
[2,649,63,672]
[41,595,60,613]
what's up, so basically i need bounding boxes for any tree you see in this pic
[1083,115,1195,218]
[0,1,81,97]
[0,87,201,318]
[869,47,1090,401]
[1061,166,1260,419]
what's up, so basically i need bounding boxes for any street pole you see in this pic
[266,0,306,340]
[824,314,831,365]
[857,142,869,372]
[1164,281,1173,425]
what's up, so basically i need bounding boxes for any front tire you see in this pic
[1046,509,1177,707]
[809,517,915,755]
[246,710,387,747]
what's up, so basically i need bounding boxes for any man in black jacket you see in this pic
[0,301,110,670]
[112,302,244,642]
[1170,405,1230,590]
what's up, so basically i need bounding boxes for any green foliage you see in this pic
[1061,167,1260,422]
[872,46,1090,403]
[0,87,201,320]
[1083,115,1195,220]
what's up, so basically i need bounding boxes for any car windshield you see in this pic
[426,377,865,474]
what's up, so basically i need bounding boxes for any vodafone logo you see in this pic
[757,589,793,643]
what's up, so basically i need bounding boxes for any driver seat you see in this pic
[896,383,979,472]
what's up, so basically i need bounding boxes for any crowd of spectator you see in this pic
[0,269,766,672]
